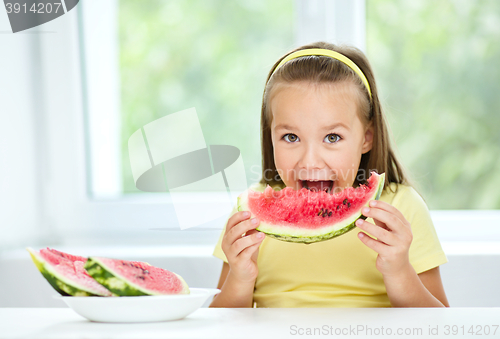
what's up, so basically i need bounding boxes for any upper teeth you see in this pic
[302,180,333,191]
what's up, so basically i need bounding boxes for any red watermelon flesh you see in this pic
[45,248,87,262]
[238,171,386,243]
[84,257,190,296]
[28,247,113,296]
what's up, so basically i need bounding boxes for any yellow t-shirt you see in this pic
[212,182,448,308]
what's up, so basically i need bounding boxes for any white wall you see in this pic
[0,3,45,249]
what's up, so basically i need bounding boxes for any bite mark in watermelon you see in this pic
[84,257,190,296]
[27,247,114,296]
[238,172,385,244]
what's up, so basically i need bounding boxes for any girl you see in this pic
[209,41,449,308]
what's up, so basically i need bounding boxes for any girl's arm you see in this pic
[383,265,449,307]
[418,266,450,306]
[209,262,255,308]
[356,200,449,307]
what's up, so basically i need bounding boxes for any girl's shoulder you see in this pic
[382,182,429,211]
[382,182,410,197]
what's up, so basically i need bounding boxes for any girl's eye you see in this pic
[325,133,341,144]
[282,133,341,143]
[282,133,299,143]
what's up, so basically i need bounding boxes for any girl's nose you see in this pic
[298,145,324,170]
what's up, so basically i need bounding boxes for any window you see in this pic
[71,0,296,244]
[366,0,500,210]
[83,0,295,199]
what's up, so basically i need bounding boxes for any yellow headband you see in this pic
[270,48,372,99]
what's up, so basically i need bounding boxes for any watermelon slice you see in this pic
[27,247,114,296]
[238,171,385,243]
[84,257,190,296]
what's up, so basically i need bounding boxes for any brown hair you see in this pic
[258,41,415,195]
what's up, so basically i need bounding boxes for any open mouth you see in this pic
[301,180,334,194]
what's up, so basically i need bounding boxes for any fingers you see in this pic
[368,200,410,229]
[356,218,394,245]
[222,211,249,256]
[225,211,251,236]
[227,217,262,246]
[233,232,265,257]
[361,206,407,234]
[358,202,413,252]
[244,229,259,236]
[221,211,265,261]
[239,241,262,261]
[358,231,386,253]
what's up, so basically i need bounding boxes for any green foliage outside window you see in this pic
[118,0,294,194]
[367,0,500,209]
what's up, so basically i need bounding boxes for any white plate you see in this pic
[53,288,220,323]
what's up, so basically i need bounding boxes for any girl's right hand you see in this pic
[221,211,265,284]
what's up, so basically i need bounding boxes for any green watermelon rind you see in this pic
[84,257,190,296]
[26,247,114,297]
[237,172,385,244]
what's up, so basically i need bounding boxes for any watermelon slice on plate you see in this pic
[27,247,114,296]
[238,171,385,244]
[84,257,190,296]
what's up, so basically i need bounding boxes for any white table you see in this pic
[1,308,499,338]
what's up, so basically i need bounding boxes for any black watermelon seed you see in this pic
[328,211,332,217]
[337,205,341,210]
[343,198,348,205]
[347,202,351,208]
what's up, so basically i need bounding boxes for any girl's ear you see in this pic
[361,122,374,154]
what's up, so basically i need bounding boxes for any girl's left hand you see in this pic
[355,200,413,277]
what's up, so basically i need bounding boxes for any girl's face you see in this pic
[270,81,373,193]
